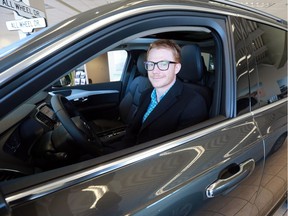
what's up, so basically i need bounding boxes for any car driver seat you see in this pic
[92,52,152,133]
[177,44,212,110]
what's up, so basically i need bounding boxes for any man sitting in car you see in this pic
[105,39,208,151]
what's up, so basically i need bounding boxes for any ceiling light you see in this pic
[236,2,275,8]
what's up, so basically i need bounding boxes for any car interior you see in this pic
[0,27,222,180]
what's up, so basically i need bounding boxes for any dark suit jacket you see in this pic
[124,79,208,145]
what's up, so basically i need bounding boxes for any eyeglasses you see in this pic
[144,60,177,71]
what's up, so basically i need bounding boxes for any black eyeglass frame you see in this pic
[144,60,178,71]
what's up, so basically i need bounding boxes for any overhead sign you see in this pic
[0,0,45,19]
[6,17,47,33]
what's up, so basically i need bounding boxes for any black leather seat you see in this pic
[178,44,212,109]
[93,52,151,132]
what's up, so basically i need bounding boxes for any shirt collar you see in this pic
[151,81,175,103]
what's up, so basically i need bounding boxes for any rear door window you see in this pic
[240,19,287,109]
[108,50,128,81]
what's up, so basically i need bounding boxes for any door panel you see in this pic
[239,16,288,214]
[10,115,265,216]
[252,104,287,215]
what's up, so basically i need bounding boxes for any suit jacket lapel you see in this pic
[140,80,183,131]
[131,89,152,130]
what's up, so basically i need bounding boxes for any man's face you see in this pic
[147,48,181,91]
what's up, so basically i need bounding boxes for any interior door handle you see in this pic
[206,159,255,198]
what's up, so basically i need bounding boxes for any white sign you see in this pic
[6,17,47,33]
[0,0,45,19]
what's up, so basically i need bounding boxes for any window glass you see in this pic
[231,17,251,115]
[87,50,127,84]
[202,52,214,71]
[108,50,128,81]
[239,19,261,112]
[201,52,215,89]
[66,50,128,86]
[233,17,287,115]
[241,19,287,108]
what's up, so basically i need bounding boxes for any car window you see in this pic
[231,17,251,115]
[66,50,128,86]
[107,50,128,82]
[233,17,287,115]
[243,20,287,108]
[0,17,225,184]
[202,52,215,90]
[202,52,214,71]
[232,17,287,115]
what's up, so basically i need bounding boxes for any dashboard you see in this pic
[35,104,57,129]
[0,90,125,174]
[3,101,57,161]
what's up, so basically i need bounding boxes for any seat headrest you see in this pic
[137,52,147,76]
[178,44,203,82]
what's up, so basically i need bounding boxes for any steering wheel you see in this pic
[51,94,102,155]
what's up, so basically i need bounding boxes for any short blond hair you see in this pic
[147,39,181,62]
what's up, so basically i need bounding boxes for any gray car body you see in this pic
[0,0,287,215]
